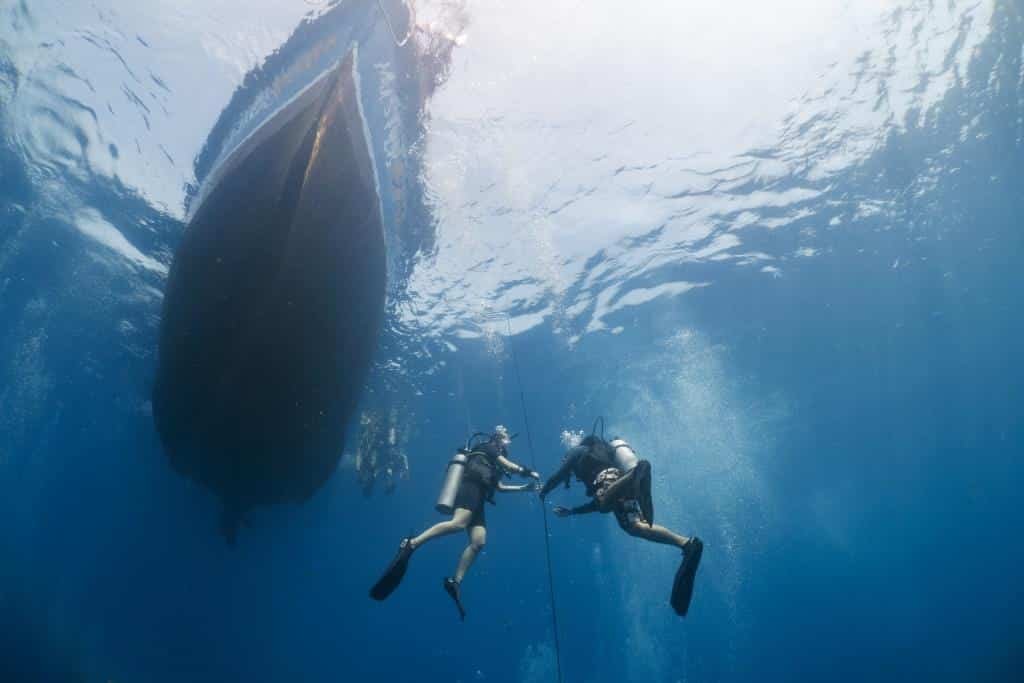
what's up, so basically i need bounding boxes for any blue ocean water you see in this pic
[1,0,1022,681]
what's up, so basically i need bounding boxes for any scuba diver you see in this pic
[380,407,411,495]
[370,425,540,620]
[354,407,411,496]
[539,420,704,616]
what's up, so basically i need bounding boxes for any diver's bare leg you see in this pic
[453,525,487,583]
[411,508,473,548]
[626,520,690,550]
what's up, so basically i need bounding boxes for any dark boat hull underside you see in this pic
[153,51,385,534]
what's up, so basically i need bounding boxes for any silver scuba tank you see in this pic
[609,439,639,473]
[435,450,469,514]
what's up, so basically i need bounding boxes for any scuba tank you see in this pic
[608,438,639,473]
[435,431,508,514]
[435,449,469,515]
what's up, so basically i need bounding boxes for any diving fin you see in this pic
[369,537,414,601]
[444,577,466,621]
[671,536,703,617]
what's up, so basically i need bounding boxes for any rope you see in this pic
[506,315,564,683]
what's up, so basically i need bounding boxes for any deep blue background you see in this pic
[1,1,1023,682]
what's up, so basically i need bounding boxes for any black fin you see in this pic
[671,537,703,616]
[635,460,653,525]
[369,538,414,601]
[444,577,466,621]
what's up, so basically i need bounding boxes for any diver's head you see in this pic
[492,424,512,448]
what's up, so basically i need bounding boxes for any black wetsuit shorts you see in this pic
[613,498,646,531]
[453,478,487,527]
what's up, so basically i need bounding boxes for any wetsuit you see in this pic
[455,440,504,526]
[540,437,654,528]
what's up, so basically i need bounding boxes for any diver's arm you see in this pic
[497,455,540,480]
[552,499,599,517]
[539,449,581,498]
[497,481,537,493]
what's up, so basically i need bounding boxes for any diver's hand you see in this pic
[552,506,571,518]
[519,468,540,480]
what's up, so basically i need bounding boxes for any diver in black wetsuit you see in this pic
[370,426,539,619]
[539,430,704,615]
